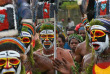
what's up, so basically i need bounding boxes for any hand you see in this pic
[53,58,72,74]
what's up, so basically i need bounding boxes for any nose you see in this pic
[4,58,12,69]
[73,43,76,46]
[92,36,97,42]
[45,36,49,41]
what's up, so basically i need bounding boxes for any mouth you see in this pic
[4,72,15,74]
[44,42,51,45]
[92,44,100,50]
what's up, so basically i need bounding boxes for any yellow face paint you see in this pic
[0,57,20,69]
[40,34,54,39]
[19,37,30,44]
[90,30,106,42]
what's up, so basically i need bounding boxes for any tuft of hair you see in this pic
[40,23,54,31]
[68,33,83,44]
[58,34,65,43]
[89,19,104,26]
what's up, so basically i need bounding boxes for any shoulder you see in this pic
[57,47,71,53]
[33,49,42,55]
[82,53,96,70]
[76,41,86,50]
[57,47,74,65]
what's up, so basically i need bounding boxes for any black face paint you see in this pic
[91,30,106,42]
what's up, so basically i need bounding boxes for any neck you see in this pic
[72,49,75,54]
[43,46,54,55]
[97,47,110,61]
[101,47,110,55]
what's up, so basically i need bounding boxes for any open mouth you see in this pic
[44,42,51,45]
[4,72,15,74]
[93,44,100,50]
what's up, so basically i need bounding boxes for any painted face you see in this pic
[90,25,109,54]
[18,31,32,54]
[40,30,54,50]
[0,50,21,74]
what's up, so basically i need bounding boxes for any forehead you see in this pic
[91,25,106,31]
[20,31,31,37]
[57,37,62,41]
[79,30,85,33]
[40,30,54,35]
[67,31,74,34]
[0,50,20,58]
[70,38,79,43]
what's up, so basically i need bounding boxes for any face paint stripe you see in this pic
[23,23,35,35]
[4,58,12,69]
[91,30,106,42]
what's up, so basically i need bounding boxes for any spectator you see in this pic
[68,34,83,57]
[68,18,75,28]
[66,18,75,31]
[78,27,86,40]
[57,34,66,49]
[64,28,76,50]
[66,28,76,42]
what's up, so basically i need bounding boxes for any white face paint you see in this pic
[0,50,21,74]
[20,31,31,37]
[91,25,107,31]
[90,25,109,55]
[19,31,32,54]
[40,30,54,50]
[92,34,109,54]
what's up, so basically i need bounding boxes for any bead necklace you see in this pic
[42,50,54,57]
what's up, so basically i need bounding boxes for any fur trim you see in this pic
[0,29,18,38]
[21,19,33,24]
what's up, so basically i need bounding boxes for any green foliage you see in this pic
[68,33,83,44]
[71,59,80,74]
[89,19,104,26]
[86,32,89,51]
[21,26,28,32]
[60,1,79,10]
[32,68,41,74]
[33,40,42,51]
[20,65,26,74]
[40,23,54,31]
[85,61,94,74]
[28,45,35,66]
[85,46,95,74]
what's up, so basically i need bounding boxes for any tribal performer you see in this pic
[33,23,75,74]
[0,37,27,74]
[82,19,110,74]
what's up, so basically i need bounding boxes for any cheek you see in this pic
[70,44,74,47]
[49,38,54,43]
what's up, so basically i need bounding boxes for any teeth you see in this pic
[93,44,99,50]
[44,42,50,45]
[3,72,15,74]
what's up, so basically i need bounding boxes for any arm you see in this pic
[33,53,53,72]
[81,53,96,73]
[74,44,82,63]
